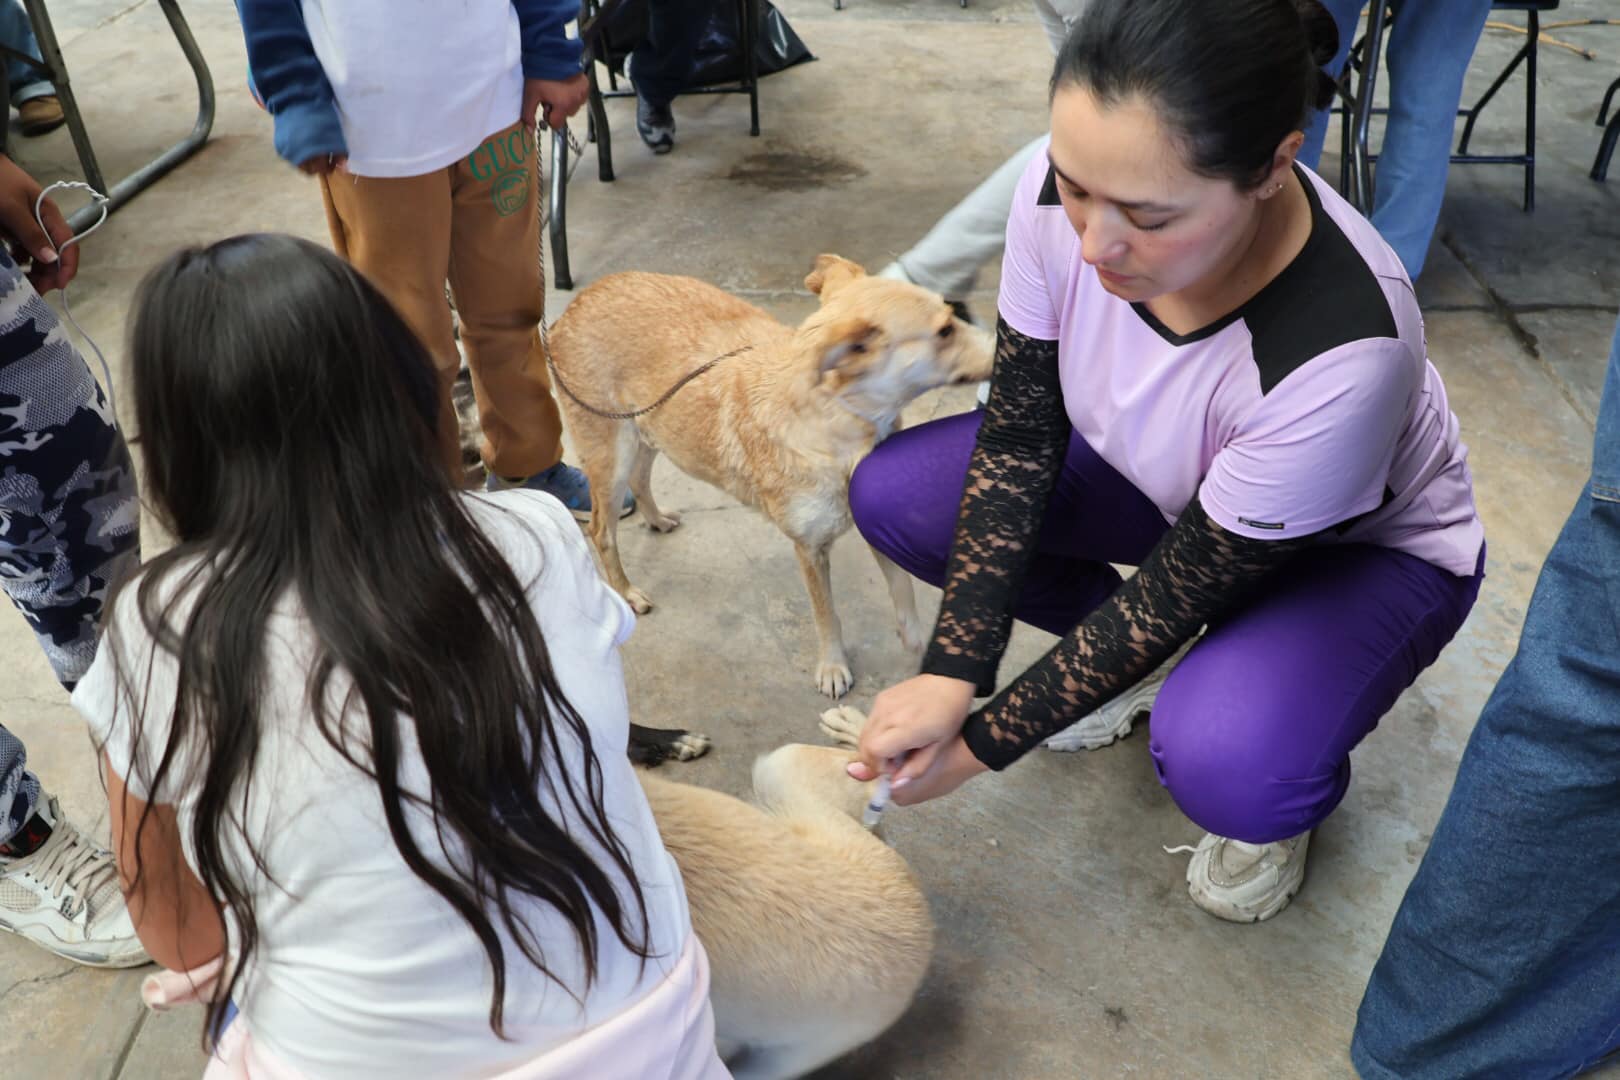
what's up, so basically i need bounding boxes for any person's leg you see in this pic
[631,0,713,105]
[887,135,1049,303]
[448,122,565,482]
[883,0,1084,303]
[848,410,1169,636]
[1352,317,1620,1079]
[1369,0,1492,279]
[1148,543,1482,846]
[0,249,144,966]
[1298,0,1361,171]
[0,253,139,693]
[0,0,52,104]
[319,168,461,475]
[628,0,714,150]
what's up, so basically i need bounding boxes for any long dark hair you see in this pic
[110,234,650,1042]
[1053,0,1340,189]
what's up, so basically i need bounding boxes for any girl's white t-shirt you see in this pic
[74,491,692,1078]
[299,0,525,177]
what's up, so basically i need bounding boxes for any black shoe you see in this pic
[636,95,675,154]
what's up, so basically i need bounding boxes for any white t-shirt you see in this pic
[300,0,525,177]
[74,491,692,1078]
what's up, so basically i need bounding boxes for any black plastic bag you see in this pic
[598,0,815,88]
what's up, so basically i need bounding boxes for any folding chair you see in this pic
[1,0,214,234]
[549,0,760,289]
[1337,0,1556,214]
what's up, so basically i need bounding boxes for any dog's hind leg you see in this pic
[870,547,924,653]
[585,422,653,613]
[752,742,871,825]
[792,540,852,698]
[628,438,681,533]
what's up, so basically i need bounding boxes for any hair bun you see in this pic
[1291,0,1341,109]
[1291,0,1340,67]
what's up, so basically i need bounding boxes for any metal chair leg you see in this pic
[1522,9,1537,212]
[586,57,614,183]
[550,125,572,290]
[1600,75,1620,127]
[1350,2,1389,213]
[22,0,215,235]
[1593,110,1620,182]
[1458,42,1529,156]
[745,0,760,136]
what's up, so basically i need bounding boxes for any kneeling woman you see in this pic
[849,0,1485,923]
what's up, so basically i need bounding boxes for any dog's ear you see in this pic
[804,254,867,302]
[812,315,881,379]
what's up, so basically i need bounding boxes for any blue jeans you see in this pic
[1351,313,1620,1078]
[0,0,53,104]
[628,0,717,107]
[0,249,139,845]
[1299,0,1491,280]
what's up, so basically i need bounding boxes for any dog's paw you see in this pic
[624,587,654,614]
[816,661,853,699]
[643,509,682,533]
[628,724,713,767]
[668,731,712,761]
[818,705,867,748]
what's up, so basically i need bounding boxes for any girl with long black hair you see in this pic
[71,234,724,1077]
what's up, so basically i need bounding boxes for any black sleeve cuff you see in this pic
[962,713,1023,772]
[920,645,997,698]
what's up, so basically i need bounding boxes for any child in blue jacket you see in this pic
[235,0,629,514]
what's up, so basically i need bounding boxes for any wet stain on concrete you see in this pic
[726,147,867,191]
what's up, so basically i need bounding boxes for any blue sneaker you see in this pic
[488,461,634,522]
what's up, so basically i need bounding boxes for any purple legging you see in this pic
[850,411,1485,844]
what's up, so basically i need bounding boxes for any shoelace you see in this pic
[28,823,118,922]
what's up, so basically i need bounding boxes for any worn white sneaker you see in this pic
[1179,830,1311,924]
[0,797,149,967]
[1043,642,1190,752]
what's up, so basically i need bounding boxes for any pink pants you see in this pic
[143,936,730,1080]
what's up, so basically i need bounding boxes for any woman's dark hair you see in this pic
[110,233,650,1043]
[1052,0,1340,190]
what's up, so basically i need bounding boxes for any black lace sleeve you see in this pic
[919,318,1069,696]
[961,497,1316,770]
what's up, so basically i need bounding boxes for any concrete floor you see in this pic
[2,1,1618,1076]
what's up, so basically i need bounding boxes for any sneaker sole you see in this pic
[0,920,150,968]
[1042,680,1162,752]
[1042,708,1142,752]
[1188,873,1304,924]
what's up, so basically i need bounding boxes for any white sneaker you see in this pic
[0,797,149,967]
[1043,642,1190,752]
[1181,830,1311,924]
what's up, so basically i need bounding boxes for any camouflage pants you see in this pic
[0,250,138,843]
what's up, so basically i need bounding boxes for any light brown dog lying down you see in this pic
[548,255,994,697]
[640,706,934,1080]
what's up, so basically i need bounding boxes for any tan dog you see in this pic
[639,706,933,1079]
[548,255,994,697]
